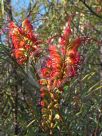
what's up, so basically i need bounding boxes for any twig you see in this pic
[80,0,102,20]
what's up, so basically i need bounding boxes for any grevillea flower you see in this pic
[38,19,86,132]
[39,18,84,89]
[9,18,41,64]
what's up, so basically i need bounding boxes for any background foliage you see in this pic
[0,0,102,135]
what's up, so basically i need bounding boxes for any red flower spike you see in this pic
[40,18,84,91]
[9,18,41,65]
[38,18,86,131]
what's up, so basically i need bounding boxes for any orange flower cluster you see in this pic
[40,19,83,89]
[38,19,85,132]
[9,19,41,64]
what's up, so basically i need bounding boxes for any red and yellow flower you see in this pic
[9,18,41,64]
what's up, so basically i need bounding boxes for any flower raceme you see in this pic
[9,19,41,64]
[38,19,86,132]
[40,19,83,89]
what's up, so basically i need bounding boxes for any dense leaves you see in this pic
[0,0,102,136]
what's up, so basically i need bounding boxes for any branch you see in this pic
[4,0,13,20]
[80,0,102,20]
[26,1,37,18]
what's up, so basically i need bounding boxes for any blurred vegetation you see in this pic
[0,0,102,135]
